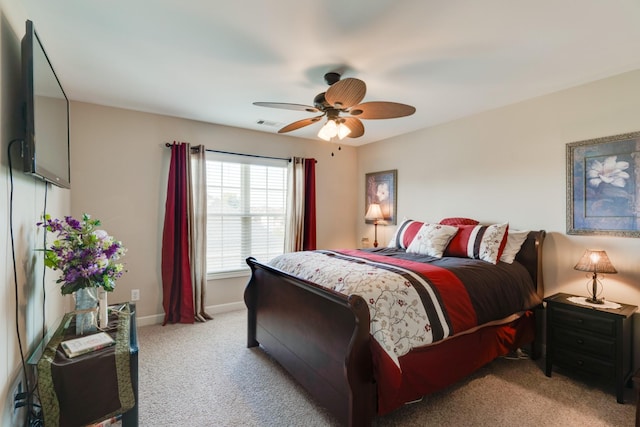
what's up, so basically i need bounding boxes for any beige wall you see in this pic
[69,102,359,324]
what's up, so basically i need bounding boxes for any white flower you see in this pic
[93,229,108,240]
[587,156,630,188]
[96,254,109,269]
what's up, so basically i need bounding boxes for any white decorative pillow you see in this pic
[406,223,458,258]
[476,222,509,264]
[499,230,529,264]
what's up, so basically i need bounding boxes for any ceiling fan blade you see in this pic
[349,101,416,119]
[325,78,366,109]
[278,115,324,133]
[253,102,320,113]
[343,117,365,138]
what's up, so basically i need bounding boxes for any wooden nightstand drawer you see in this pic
[554,347,615,378]
[551,306,615,336]
[551,327,615,359]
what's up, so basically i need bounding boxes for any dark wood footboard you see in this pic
[244,258,376,426]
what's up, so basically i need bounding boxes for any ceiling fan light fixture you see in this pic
[318,119,337,140]
[318,119,351,141]
[319,120,337,140]
[337,121,351,139]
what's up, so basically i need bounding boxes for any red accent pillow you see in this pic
[445,225,479,257]
[439,217,480,226]
[443,223,509,264]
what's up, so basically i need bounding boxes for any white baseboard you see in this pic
[136,301,246,327]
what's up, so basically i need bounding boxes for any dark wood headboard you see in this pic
[514,230,546,299]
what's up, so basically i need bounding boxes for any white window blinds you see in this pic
[205,152,288,276]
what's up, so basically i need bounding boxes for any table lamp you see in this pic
[573,249,617,304]
[365,203,384,248]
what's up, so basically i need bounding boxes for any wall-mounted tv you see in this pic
[22,19,70,189]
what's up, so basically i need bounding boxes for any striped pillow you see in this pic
[444,223,509,264]
[387,219,425,249]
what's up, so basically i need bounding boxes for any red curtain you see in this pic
[303,159,316,250]
[161,143,195,324]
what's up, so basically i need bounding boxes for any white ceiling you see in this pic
[8,0,640,145]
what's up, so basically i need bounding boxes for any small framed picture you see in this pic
[365,170,397,225]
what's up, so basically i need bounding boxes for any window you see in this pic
[205,152,287,277]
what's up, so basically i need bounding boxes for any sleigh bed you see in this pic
[244,225,545,426]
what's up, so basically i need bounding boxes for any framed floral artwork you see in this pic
[365,170,397,225]
[567,131,640,237]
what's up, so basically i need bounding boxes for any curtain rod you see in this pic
[165,143,290,162]
[164,143,318,163]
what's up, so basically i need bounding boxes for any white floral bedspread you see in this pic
[268,250,450,367]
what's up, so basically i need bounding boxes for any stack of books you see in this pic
[60,332,115,358]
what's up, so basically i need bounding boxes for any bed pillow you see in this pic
[499,229,530,264]
[406,223,458,258]
[443,223,509,264]
[387,217,408,247]
[387,219,425,249]
[439,217,480,226]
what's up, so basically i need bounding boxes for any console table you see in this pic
[29,303,139,426]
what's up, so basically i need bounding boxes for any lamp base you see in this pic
[373,222,379,248]
[585,296,604,304]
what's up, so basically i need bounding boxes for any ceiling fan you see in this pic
[253,72,416,141]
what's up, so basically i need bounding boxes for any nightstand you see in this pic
[633,370,640,426]
[544,292,637,403]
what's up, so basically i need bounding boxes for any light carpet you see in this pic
[137,309,636,426]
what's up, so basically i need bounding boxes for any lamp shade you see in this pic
[337,121,351,139]
[365,203,383,221]
[574,250,617,274]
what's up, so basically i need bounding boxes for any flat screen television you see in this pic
[22,19,71,189]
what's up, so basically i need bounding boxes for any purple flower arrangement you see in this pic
[38,213,126,295]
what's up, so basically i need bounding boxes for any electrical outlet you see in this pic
[131,289,140,301]
[13,381,23,411]
[10,378,28,426]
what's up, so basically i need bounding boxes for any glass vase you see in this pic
[74,287,98,335]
